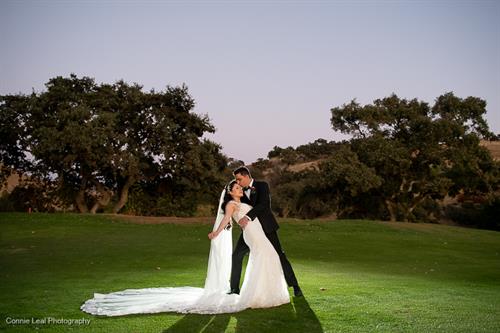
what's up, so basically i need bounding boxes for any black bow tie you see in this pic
[243,187,250,191]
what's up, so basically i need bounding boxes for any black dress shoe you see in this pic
[293,286,303,297]
[227,289,240,295]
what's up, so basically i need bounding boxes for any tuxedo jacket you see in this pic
[240,180,279,234]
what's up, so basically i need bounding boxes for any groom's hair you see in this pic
[233,166,251,177]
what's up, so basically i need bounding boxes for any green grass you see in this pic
[0,213,499,333]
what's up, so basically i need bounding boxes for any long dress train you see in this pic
[80,201,289,316]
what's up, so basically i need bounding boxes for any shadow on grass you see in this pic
[162,297,323,333]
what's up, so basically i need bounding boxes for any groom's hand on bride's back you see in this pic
[238,217,250,229]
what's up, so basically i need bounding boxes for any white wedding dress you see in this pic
[80,196,290,316]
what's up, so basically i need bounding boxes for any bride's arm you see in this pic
[208,202,237,240]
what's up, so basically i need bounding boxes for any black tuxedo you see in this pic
[240,180,279,233]
[230,180,299,291]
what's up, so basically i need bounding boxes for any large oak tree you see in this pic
[0,74,226,213]
[330,93,498,221]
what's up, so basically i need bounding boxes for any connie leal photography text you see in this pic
[5,316,91,326]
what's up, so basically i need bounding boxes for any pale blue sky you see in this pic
[1,0,499,163]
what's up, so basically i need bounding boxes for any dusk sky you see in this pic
[1,0,499,163]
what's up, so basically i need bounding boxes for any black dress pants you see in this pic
[230,230,299,291]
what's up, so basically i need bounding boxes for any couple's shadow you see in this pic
[162,296,323,333]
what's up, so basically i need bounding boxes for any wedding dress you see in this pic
[80,193,289,316]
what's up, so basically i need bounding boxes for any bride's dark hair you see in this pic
[221,179,238,213]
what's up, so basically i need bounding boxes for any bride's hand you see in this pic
[208,231,218,240]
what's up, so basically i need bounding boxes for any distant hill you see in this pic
[480,140,500,161]
[2,141,499,195]
[0,168,24,196]
[257,140,500,176]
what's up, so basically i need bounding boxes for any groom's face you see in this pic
[235,173,251,188]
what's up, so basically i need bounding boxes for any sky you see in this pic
[1,0,499,164]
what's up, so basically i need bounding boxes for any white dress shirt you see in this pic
[244,179,254,221]
[245,179,254,199]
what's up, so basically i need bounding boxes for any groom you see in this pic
[230,166,303,297]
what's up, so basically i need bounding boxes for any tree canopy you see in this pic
[0,74,228,214]
[330,93,498,222]
[251,93,498,228]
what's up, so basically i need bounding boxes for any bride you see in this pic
[80,180,290,316]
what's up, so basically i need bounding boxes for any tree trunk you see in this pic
[402,194,426,222]
[90,201,99,214]
[112,176,136,214]
[282,206,289,218]
[75,172,89,213]
[90,183,113,214]
[76,189,88,213]
[385,199,397,222]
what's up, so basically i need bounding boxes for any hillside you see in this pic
[481,140,500,161]
[0,168,25,196]
[259,140,500,175]
[2,141,499,196]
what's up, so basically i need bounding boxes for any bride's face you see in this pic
[230,184,244,198]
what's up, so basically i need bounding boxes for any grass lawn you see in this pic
[0,212,499,332]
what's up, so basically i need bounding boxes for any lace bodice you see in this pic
[230,201,252,222]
